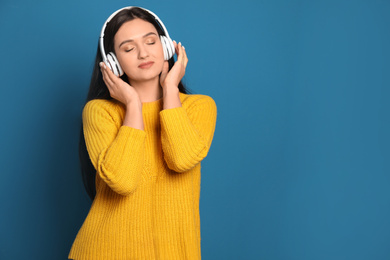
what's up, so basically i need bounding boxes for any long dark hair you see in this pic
[79,7,191,200]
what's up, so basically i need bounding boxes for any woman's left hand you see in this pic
[160,41,188,89]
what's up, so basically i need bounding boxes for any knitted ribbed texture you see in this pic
[69,93,217,260]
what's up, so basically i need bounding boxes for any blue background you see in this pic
[0,0,389,259]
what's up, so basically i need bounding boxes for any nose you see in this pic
[138,44,149,59]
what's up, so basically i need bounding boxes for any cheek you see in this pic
[149,45,165,72]
[154,40,165,60]
[117,54,136,71]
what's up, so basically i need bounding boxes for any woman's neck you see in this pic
[130,77,163,103]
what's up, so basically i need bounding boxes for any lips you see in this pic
[138,61,154,69]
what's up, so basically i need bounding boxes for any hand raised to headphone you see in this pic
[159,41,188,90]
[100,62,141,106]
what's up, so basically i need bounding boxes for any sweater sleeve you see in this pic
[82,100,146,196]
[159,95,217,172]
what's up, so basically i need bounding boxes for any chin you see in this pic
[126,68,163,82]
[126,73,160,83]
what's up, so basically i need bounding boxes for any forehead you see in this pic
[114,18,158,43]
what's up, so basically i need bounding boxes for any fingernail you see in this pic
[179,42,181,46]
[99,62,103,67]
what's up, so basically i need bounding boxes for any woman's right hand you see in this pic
[100,62,141,106]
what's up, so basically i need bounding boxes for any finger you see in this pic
[103,62,121,85]
[175,41,182,58]
[100,62,114,87]
[160,61,169,83]
[181,44,188,67]
[100,63,112,85]
[161,61,169,75]
[176,42,183,64]
[177,43,187,67]
[171,40,179,60]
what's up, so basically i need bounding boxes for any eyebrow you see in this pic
[118,32,158,48]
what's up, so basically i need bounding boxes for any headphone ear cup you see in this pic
[106,52,124,77]
[160,36,175,60]
[106,53,117,76]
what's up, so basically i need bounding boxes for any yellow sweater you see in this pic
[69,92,217,260]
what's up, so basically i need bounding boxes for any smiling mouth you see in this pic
[138,61,154,69]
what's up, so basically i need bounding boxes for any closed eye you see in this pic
[145,34,157,45]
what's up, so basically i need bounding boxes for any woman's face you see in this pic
[114,18,165,83]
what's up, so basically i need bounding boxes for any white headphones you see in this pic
[99,6,175,77]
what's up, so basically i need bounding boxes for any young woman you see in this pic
[68,7,217,260]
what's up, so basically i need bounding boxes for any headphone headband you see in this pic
[99,6,171,63]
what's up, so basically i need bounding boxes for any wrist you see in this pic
[162,87,181,110]
[125,99,142,111]
[163,85,179,95]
